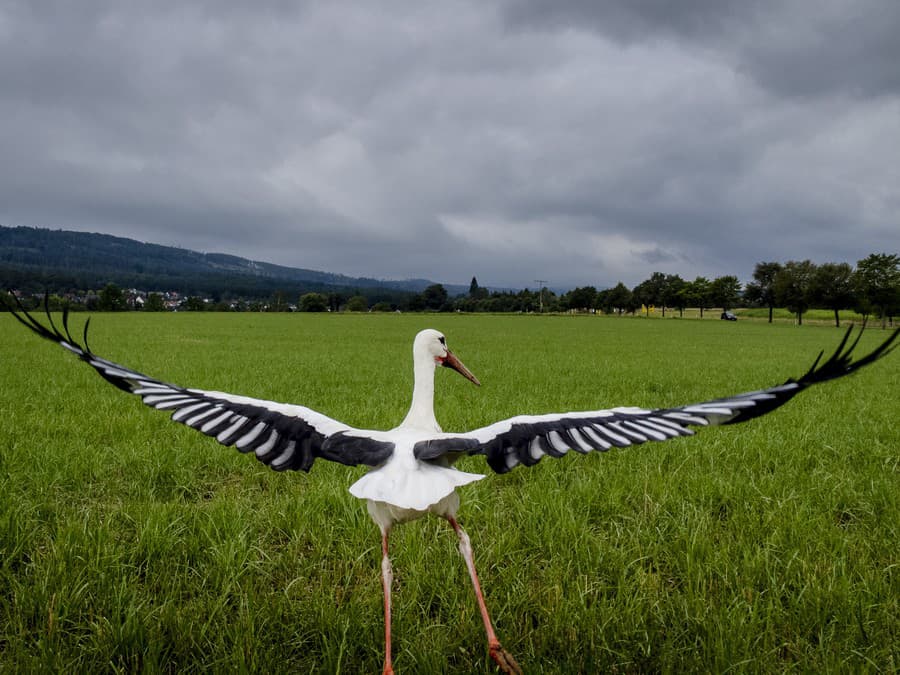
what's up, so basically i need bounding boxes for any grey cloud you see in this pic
[734,2,900,99]
[502,0,900,99]
[502,0,764,42]
[0,0,897,289]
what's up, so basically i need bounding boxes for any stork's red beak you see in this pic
[442,350,481,386]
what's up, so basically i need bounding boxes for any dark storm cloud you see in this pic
[0,0,897,288]
[503,0,900,99]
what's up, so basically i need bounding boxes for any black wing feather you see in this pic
[4,294,394,472]
[415,324,899,474]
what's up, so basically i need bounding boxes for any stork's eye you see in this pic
[438,336,446,346]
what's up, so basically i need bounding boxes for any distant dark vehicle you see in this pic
[721,311,738,321]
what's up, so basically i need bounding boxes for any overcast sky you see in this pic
[2,1,898,289]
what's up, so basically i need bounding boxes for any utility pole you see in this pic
[534,279,547,313]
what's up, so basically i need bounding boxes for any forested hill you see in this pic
[0,225,465,300]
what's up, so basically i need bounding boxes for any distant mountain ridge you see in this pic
[0,225,468,299]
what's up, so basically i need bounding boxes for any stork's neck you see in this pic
[400,357,441,432]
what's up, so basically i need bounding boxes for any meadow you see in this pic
[0,312,897,673]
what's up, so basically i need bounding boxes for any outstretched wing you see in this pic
[415,324,899,474]
[5,296,394,472]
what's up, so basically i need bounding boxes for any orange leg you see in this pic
[447,517,522,675]
[380,527,394,675]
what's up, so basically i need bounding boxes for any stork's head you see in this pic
[414,329,481,386]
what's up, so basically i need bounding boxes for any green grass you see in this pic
[634,306,870,325]
[1,313,898,673]
[731,307,870,325]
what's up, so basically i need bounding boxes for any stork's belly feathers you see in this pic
[349,459,484,511]
[348,437,484,512]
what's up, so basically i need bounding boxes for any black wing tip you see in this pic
[797,323,900,388]
[4,289,94,357]
[722,323,898,426]
[7,292,389,476]
[6,291,147,395]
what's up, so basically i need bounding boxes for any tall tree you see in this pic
[631,280,653,316]
[744,261,783,323]
[468,276,488,300]
[854,253,900,328]
[327,292,345,313]
[774,260,816,325]
[422,284,449,311]
[685,277,712,318]
[809,262,855,327]
[98,283,127,311]
[299,292,328,312]
[145,292,166,312]
[633,272,666,316]
[603,282,633,315]
[710,275,742,312]
[565,286,597,312]
[661,274,687,318]
[345,295,369,312]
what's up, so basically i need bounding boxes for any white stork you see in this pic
[6,295,899,675]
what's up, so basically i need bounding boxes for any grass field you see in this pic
[1,313,898,673]
[633,306,873,326]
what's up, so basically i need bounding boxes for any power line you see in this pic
[534,280,547,313]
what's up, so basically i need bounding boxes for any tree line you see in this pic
[446,253,897,327]
[261,251,899,327]
[554,253,898,327]
[5,253,897,327]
